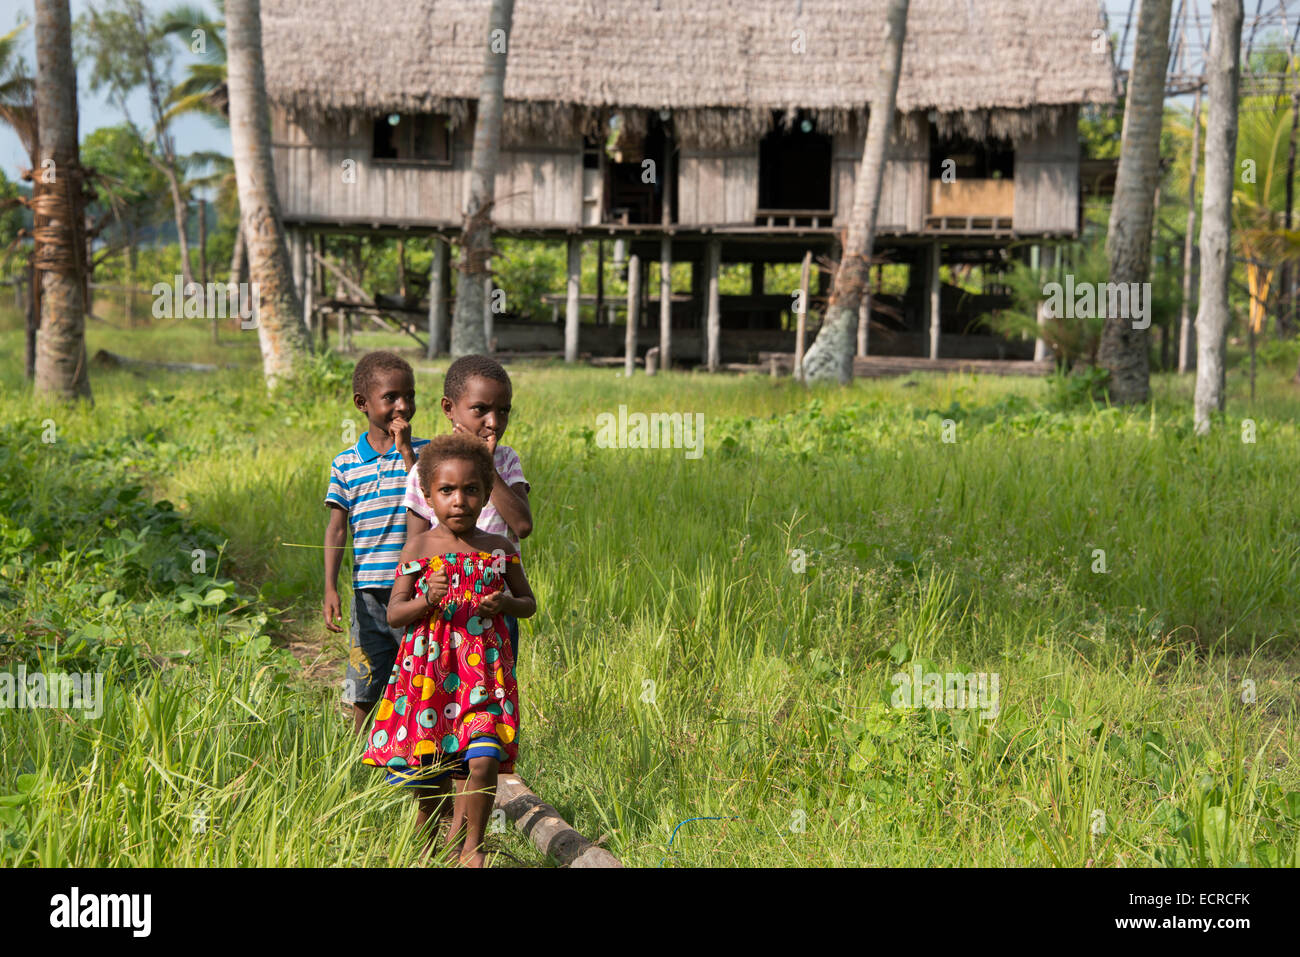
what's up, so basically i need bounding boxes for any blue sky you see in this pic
[1,0,226,187]
[0,1,1273,189]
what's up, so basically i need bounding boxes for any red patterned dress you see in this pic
[361,551,520,776]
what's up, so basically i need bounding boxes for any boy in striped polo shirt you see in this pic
[323,352,430,733]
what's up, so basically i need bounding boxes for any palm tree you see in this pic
[0,23,37,161]
[1097,0,1173,405]
[159,1,244,295]
[0,21,41,378]
[450,0,514,358]
[80,0,200,289]
[1194,0,1244,434]
[226,0,310,385]
[159,1,228,124]
[801,0,909,384]
[33,0,91,400]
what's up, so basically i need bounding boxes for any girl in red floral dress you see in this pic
[362,433,536,867]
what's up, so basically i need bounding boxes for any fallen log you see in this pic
[758,352,1055,378]
[92,349,220,372]
[493,773,622,868]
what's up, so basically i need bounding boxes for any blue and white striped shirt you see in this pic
[325,433,430,589]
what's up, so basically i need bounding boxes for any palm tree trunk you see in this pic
[230,220,246,285]
[1178,88,1201,372]
[802,0,908,384]
[451,0,514,358]
[162,163,194,289]
[33,0,91,401]
[1194,0,1244,433]
[1098,0,1173,405]
[226,0,310,385]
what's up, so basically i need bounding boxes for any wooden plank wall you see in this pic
[834,112,927,232]
[271,108,582,228]
[1013,104,1080,234]
[677,149,759,225]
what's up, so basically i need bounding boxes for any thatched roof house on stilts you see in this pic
[261,0,1115,366]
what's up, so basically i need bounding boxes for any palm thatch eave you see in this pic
[262,0,1115,148]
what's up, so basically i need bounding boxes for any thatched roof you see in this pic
[262,0,1116,147]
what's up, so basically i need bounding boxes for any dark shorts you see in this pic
[344,587,402,705]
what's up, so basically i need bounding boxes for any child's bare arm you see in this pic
[479,544,536,619]
[323,505,348,632]
[387,534,448,629]
[489,480,532,539]
[406,508,431,537]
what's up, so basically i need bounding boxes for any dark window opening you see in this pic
[583,135,601,170]
[758,112,832,212]
[373,113,452,164]
[604,114,673,224]
[928,127,1014,179]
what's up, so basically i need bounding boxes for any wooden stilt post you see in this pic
[929,240,941,360]
[640,252,649,328]
[1179,86,1202,373]
[428,236,448,359]
[858,297,870,357]
[1033,245,1049,362]
[302,232,314,338]
[565,235,581,363]
[625,254,640,377]
[706,239,721,371]
[659,118,675,370]
[659,235,672,371]
[595,239,605,326]
[290,227,303,297]
[794,250,811,381]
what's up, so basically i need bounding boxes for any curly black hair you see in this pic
[443,354,511,401]
[352,351,414,397]
[415,432,496,500]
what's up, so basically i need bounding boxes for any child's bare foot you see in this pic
[458,848,487,868]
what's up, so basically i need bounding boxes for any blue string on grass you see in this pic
[658,815,757,867]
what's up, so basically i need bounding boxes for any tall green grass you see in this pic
[1,312,1297,866]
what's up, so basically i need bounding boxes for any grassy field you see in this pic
[0,306,1297,867]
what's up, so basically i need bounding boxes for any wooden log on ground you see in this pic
[92,349,220,372]
[759,352,1054,378]
[494,773,622,868]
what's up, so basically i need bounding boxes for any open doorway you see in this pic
[602,113,674,224]
[758,112,832,213]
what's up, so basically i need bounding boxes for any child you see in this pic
[324,351,429,734]
[364,432,536,867]
[403,355,532,661]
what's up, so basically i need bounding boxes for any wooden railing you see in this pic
[754,208,835,229]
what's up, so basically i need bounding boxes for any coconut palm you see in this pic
[1097,0,1173,405]
[802,0,909,384]
[33,0,91,400]
[1194,0,1244,434]
[0,23,37,163]
[159,1,228,124]
[450,0,514,358]
[1232,94,1292,340]
[226,0,310,385]
[0,21,40,378]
